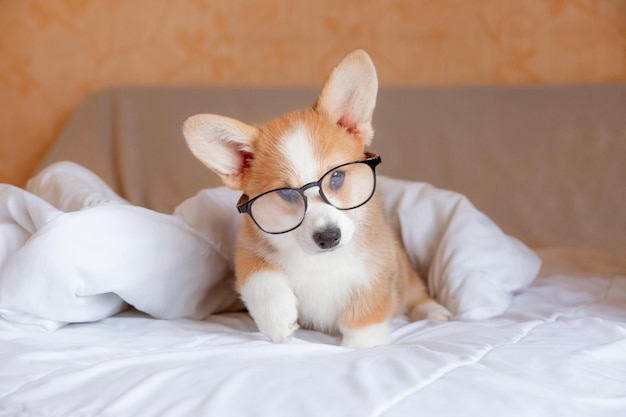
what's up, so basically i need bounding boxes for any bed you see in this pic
[1,84,625,416]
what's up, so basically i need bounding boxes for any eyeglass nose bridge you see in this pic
[299,179,329,206]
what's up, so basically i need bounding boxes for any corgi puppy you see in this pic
[183,50,450,349]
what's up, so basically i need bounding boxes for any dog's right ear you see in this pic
[183,114,258,190]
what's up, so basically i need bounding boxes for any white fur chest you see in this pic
[273,244,371,333]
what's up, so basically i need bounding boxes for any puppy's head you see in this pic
[183,50,378,254]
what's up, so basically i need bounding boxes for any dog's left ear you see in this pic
[315,49,378,146]
[183,114,258,190]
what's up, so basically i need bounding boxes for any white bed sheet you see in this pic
[1,249,625,417]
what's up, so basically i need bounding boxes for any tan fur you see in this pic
[233,221,277,290]
[241,109,364,195]
[341,199,433,329]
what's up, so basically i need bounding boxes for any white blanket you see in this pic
[1,251,624,417]
[0,162,540,330]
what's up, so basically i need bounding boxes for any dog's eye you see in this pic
[277,189,301,204]
[329,170,345,191]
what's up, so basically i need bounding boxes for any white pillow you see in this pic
[377,176,541,319]
[0,162,239,330]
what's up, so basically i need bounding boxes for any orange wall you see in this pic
[1,0,625,186]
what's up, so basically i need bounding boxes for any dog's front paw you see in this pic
[240,271,300,343]
[255,311,299,343]
[409,300,452,322]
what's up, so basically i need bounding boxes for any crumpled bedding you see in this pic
[0,161,540,330]
[1,249,624,417]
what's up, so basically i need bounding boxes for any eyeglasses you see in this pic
[237,153,382,234]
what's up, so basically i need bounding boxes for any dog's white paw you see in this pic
[410,300,452,322]
[256,313,299,343]
[240,271,299,343]
[340,322,390,349]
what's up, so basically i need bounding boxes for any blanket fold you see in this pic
[0,162,540,330]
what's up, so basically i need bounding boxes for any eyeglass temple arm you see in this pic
[236,194,251,213]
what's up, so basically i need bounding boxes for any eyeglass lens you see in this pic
[249,189,306,233]
[321,162,376,210]
[249,162,375,234]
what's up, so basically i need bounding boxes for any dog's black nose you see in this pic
[313,227,342,250]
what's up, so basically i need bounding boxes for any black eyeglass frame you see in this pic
[236,152,382,234]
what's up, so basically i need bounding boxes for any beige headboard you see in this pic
[38,84,626,254]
